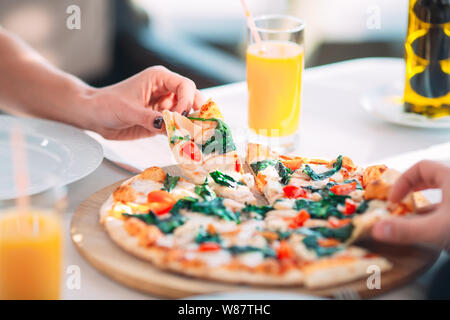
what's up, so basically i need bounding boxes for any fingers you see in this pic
[389,160,450,203]
[375,160,450,248]
[372,212,442,245]
[172,79,196,115]
[194,90,205,111]
[148,66,197,115]
[151,93,177,111]
[152,90,203,114]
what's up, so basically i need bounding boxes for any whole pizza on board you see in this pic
[99,101,427,288]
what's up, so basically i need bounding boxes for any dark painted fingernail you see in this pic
[153,117,163,129]
[182,110,188,116]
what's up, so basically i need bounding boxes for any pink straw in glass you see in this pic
[240,0,265,52]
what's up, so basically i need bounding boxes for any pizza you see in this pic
[161,100,256,205]
[99,101,427,289]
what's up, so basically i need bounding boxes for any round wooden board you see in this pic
[71,166,440,299]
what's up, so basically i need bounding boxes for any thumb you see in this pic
[372,213,440,245]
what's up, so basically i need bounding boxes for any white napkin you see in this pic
[369,141,450,171]
[86,131,176,172]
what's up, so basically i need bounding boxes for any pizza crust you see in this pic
[198,99,224,120]
[103,216,305,286]
[103,210,391,288]
[303,256,392,289]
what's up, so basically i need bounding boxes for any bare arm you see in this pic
[0,27,96,129]
[0,27,203,139]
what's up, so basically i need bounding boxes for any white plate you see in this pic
[187,290,325,300]
[361,82,450,129]
[0,115,103,200]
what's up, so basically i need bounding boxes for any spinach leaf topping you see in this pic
[122,211,186,234]
[294,194,347,220]
[302,179,362,194]
[326,179,363,190]
[195,179,216,201]
[356,200,369,214]
[156,215,186,234]
[188,117,236,155]
[250,159,278,174]
[195,226,221,244]
[294,224,353,256]
[302,155,343,181]
[277,162,293,185]
[250,160,293,185]
[167,196,240,223]
[162,174,180,192]
[241,204,273,219]
[344,179,363,190]
[227,245,276,258]
[122,212,157,225]
[277,223,354,244]
[277,230,293,240]
[169,197,198,215]
[293,181,351,220]
[301,185,323,193]
[191,198,240,223]
[302,236,342,257]
[294,199,330,219]
[326,191,351,204]
[170,134,190,145]
[209,170,237,188]
[309,223,354,242]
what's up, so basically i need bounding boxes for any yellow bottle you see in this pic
[0,210,62,300]
[403,0,450,118]
[247,41,304,137]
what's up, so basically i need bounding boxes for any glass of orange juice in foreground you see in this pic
[247,15,305,152]
[0,182,66,300]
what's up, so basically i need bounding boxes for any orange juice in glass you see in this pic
[246,15,305,152]
[0,184,66,300]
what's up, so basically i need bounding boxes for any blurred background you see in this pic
[0,0,409,88]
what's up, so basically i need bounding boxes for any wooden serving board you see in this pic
[71,166,440,299]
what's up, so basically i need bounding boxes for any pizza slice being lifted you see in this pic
[162,100,256,204]
[246,143,428,245]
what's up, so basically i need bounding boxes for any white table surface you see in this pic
[63,58,450,299]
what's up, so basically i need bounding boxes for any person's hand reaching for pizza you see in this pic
[84,66,204,140]
[372,160,450,251]
[0,28,203,140]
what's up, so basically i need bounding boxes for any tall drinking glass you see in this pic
[0,180,66,300]
[246,15,305,152]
